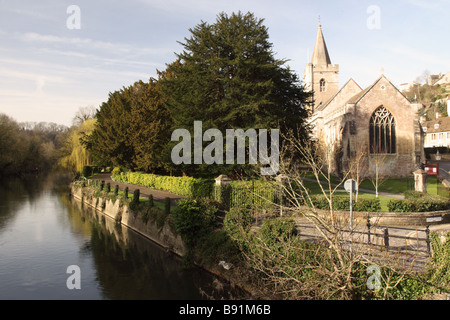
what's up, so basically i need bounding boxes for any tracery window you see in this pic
[319,79,326,92]
[369,106,396,154]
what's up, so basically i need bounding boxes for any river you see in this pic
[0,172,239,300]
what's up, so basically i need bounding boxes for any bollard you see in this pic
[425,225,431,256]
[383,228,389,250]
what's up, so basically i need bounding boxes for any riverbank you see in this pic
[70,176,450,300]
[69,181,257,299]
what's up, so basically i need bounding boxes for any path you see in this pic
[293,215,450,271]
[90,173,185,206]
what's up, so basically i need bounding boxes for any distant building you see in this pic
[422,117,450,148]
[399,82,415,92]
[429,73,443,86]
[305,23,424,177]
[431,72,450,86]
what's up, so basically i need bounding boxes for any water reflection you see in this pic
[0,172,242,300]
[67,190,239,300]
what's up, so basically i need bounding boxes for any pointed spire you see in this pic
[311,21,332,66]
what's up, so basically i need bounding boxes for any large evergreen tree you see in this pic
[129,79,173,173]
[87,87,136,168]
[159,11,311,176]
[87,80,173,172]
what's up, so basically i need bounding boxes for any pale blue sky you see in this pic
[0,0,449,126]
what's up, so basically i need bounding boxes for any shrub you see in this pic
[353,198,381,212]
[132,189,140,205]
[164,197,171,215]
[388,197,449,212]
[171,198,220,252]
[112,171,214,198]
[309,195,381,212]
[259,218,297,245]
[81,165,92,178]
[223,207,253,235]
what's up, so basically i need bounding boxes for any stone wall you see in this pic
[351,76,421,177]
[70,184,186,257]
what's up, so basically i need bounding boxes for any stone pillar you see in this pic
[215,175,232,210]
[413,169,427,193]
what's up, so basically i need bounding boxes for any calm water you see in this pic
[0,173,237,300]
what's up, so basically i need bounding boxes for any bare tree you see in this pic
[347,142,368,202]
[369,151,387,198]
[226,129,424,299]
[72,105,97,127]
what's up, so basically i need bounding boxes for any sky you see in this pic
[0,0,449,126]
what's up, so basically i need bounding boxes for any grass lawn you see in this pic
[299,173,449,212]
[110,189,177,213]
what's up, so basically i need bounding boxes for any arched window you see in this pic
[319,79,326,92]
[369,106,396,154]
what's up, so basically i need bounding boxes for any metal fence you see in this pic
[212,181,278,210]
[295,220,433,270]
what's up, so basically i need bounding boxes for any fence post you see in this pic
[367,218,371,245]
[425,225,431,256]
[383,228,390,250]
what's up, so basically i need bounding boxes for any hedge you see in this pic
[308,195,381,212]
[387,198,450,212]
[112,169,214,198]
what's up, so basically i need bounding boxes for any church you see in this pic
[303,23,424,178]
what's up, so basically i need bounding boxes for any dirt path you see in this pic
[90,173,185,206]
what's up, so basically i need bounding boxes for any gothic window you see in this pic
[369,106,396,154]
[319,79,326,92]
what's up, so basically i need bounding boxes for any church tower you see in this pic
[303,22,339,113]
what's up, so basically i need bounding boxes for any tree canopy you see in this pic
[86,11,311,177]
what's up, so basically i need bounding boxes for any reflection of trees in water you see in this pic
[0,172,54,230]
[0,171,73,231]
[69,196,241,300]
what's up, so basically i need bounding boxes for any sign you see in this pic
[344,179,357,193]
[426,217,443,223]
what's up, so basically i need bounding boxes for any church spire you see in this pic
[311,21,332,66]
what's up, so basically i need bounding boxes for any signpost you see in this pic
[344,179,357,230]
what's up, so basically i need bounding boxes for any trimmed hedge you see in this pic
[112,169,214,198]
[309,195,381,212]
[387,191,450,212]
[387,197,450,212]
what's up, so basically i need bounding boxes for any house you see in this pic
[422,117,450,148]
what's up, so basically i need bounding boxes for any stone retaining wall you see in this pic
[70,184,186,257]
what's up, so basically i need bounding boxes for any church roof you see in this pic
[316,78,362,111]
[311,23,332,66]
[345,74,406,105]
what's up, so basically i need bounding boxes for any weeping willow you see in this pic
[59,119,96,173]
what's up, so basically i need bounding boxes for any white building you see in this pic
[422,117,450,148]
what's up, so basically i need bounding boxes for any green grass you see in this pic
[103,188,177,213]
